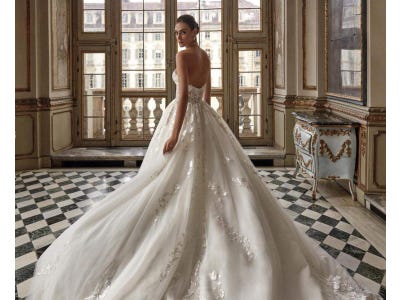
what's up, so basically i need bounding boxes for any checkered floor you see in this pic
[15,169,386,299]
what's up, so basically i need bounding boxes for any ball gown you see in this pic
[27,71,381,300]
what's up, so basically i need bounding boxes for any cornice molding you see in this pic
[16,97,75,112]
[272,95,385,125]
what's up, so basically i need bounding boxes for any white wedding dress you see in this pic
[27,71,381,300]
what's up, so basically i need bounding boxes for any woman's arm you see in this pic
[163,51,188,154]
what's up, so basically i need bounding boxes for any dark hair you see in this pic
[176,14,199,31]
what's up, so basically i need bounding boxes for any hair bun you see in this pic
[177,14,200,32]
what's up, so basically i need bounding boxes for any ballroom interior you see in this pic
[14,0,386,299]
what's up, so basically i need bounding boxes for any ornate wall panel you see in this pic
[372,129,386,189]
[16,114,35,156]
[51,0,71,90]
[302,0,317,90]
[15,0,31,91]
[273,0,285,89]
[52,110,73,151]
[274,109,285,148]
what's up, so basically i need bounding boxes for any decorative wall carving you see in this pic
[360,126,367,156]
[51,0,71,90]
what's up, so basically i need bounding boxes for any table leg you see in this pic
[312,178,318,200]
[293,161,299,177]
[348,180,356,201]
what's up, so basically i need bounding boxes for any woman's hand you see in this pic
[163,135,178,154]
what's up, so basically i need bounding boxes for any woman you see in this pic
[27,15,380,299]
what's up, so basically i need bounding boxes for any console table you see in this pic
[292,112,359,200]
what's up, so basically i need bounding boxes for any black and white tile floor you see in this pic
[15,169,386,299]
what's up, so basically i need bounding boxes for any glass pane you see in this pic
[177,0,199,10]
[144,11,165,32]
[83,95,105,116]
[199,10,221,30]
[121,0,143,10]
[121,2,166,92]
[200,33,222,68]
[211,69,222,88]
[200,0,221,9]
[144,38,165,69]
[144,71,165,89]
[83,74,106,94]
[342,0,361,29]
[84,117,105,139]
[210,96,223,116]
[238,9,261,31]
[83,10,105,32]
[340,49,361,88]
[121,97,167,140]
[121,11,144,32]
[238,50,262,138]
[239,114,262,137]
[238,50,261,72]
[176,10,199,23]
[144,0,164,10]
[83,0,104,10]
[121,34,144,70]
[82,52,106,140]
[121,71,145,90]
[84,53,105,73]
[238,0,260,9]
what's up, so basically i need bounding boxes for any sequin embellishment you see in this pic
[231,177,250,189]
[209,271,225,299]
[153,184,181,224]
[216,216,254,262]
[159,236,185,281]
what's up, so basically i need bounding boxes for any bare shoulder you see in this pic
[200,48,211,66]
[176,50,190,61]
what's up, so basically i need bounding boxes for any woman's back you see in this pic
[179,47,210,88]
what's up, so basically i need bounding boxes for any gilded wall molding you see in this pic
[324,101,386,124]
[51,0,71,91]
[302,0,317,90]
[272,96,385,126]
[272,95,326,109]
[273,0,285,89]
[373,130,386,189]
[15,0,31,92]
[360,126,367,156]
[51,110,73,152]
[16,97,74,112]
[15,114,35,157]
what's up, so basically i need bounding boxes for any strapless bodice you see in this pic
[172,70,205,104]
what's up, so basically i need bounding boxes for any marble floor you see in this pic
[15,167,386,299]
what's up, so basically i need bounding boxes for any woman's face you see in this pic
[174,22,197,48]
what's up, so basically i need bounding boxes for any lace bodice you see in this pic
[172,70,205,104]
